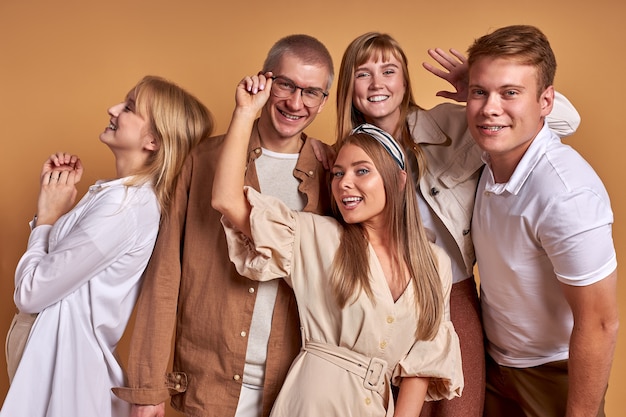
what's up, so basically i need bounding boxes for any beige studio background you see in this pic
[1,0,624,415]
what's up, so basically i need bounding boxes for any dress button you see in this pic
[240,331,247,337]
[386,316,394,324]
[248,287,255,294]
[380,340,387,349]
[234,374,241,381]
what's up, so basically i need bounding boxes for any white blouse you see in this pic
[2,178,160,417]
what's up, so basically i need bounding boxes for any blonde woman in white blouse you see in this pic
[2,76,213,417]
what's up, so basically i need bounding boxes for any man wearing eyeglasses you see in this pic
[113,34,334,417]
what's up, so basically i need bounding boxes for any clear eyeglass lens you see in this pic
[271,77,325,107]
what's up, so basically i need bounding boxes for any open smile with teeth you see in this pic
[108,122,117,131]
[279,109,302,120]
[342,196,363,207]
[368,95,389,102]
[480,125,504,131]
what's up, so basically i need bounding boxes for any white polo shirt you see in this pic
[473,123,617,368]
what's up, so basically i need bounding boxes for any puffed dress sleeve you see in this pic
[221,186,297,287]
[391,243,464,401]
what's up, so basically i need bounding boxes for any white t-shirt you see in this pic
[241,148,305,388]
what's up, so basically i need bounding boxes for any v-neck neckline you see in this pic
[367,244,411,304]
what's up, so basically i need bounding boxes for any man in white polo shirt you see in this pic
[467,25,618,417]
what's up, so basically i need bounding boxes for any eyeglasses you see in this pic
[270,76,328,108]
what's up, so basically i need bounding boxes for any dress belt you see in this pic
[303,340,389,394]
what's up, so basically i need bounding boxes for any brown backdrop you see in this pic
[1,0,624,415]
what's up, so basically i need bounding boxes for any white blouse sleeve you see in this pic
[221,186,297,287]
[14,188,150,313]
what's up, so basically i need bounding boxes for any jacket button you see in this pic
[430,187,439,196]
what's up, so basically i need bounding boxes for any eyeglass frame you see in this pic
[269,76,329,108]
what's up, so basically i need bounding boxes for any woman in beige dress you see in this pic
[212,73,463,416]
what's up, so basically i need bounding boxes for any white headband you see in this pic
[350,124,405,170]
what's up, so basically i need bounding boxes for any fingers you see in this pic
[241,72,273,94]
[44,171,62,185]
[435,91,456,100]
[73,158,84,183]
[448,48,467,64]
[43,169,76,186]
[422,61,447,79]
[428,48,464,69]
[235,72,273,112]
[47,152,77,168]
[43,152,80,181]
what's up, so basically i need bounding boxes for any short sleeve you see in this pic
[539,188,616,286]
[221,186,297,286]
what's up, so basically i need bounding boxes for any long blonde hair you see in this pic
[126,75,213,213]
[330,133,443,340]
[336,32,427,179]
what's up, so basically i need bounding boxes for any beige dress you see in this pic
[223,188,463,417]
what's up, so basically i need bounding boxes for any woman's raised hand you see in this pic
[422,48,468,102]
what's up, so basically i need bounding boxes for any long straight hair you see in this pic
[330,133,443,340]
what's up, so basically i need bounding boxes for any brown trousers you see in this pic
[484,353,606,417]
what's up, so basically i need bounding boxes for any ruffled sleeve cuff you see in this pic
[221,186,296,285]
[392,320,464,401]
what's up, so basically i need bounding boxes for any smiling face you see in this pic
[258,53,329,148]
[331,143,387,229]
[99,90,155,155]
[100,93,154,148]
[351,53,406,135]
[467,56,554,181]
